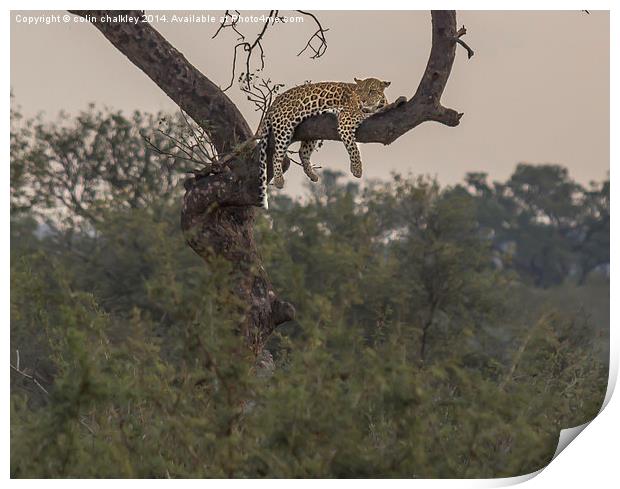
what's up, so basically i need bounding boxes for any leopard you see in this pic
[255,77,391,208]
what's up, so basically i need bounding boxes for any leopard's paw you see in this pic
[273,174,285,189]
[304,168,320,182]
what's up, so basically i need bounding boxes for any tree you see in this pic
[465,164,609,287]
[575,177,609,284]
[264,173,504,365]
[67,10,471,355]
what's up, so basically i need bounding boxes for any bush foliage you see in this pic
[10,107,609,478]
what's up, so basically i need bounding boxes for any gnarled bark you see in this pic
[70,9,467,354]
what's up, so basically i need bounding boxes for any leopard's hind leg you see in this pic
[272,125,293,189]
[299,140,319,182]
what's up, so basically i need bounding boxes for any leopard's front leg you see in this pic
[337,109,364,178]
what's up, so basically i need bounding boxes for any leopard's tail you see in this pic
[256,119,270,209]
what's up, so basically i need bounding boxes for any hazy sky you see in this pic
[10,10,609,196]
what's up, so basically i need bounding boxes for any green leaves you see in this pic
[10,109,608,478]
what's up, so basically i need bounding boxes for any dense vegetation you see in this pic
[10,107,609,478]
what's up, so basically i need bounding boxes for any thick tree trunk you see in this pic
[180,154,295,353]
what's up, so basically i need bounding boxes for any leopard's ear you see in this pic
[382,80,391,88]
[354,78,363,84]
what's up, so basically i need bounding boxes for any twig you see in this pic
[212,10,244,41]
[143,135,208,170]
[214,11,328,91]
[10,349,49,395]
[240,74,285,129]
[79,416,97,435]
[296,10,329,59]
[454,25,474,59]
[499,314,551,391]
[143,110,224,174]
[178,110,217,162]
[214,10,279,90]
[215,135,261,167]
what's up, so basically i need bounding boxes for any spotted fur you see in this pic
[256,77,390,208]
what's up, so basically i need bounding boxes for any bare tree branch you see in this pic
[296,10,329,59]
[455,25,475,59]
[213,10,329,91]
[239,74,285,130]
[142,110,223,176]
[211,10,244,41]
[213,10,280,91]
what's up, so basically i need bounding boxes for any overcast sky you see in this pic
[10,10,609,196]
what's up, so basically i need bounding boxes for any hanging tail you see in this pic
[257,121,270,209]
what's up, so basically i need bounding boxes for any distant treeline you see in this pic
[462,165,609,287]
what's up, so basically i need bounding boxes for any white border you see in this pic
[4,1,616,486]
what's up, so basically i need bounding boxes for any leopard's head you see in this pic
[354,77,391,113]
